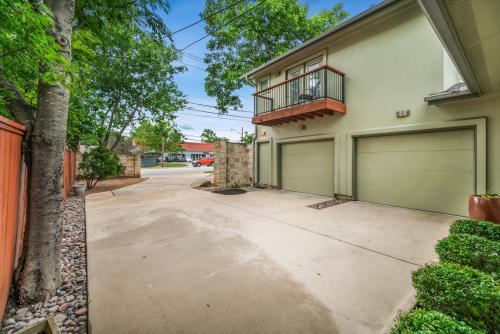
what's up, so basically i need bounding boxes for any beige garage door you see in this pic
[258,142,271,185]
[281,140,334,197]
[356,129,475,216]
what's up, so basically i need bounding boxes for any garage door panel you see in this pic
[357,131,474,152]
[357,150,474,172]
[357,169,474,195]
[282,140,334,197]
[358,184,469,215]
[357,130,474,216]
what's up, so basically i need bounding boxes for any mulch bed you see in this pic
[78,177,147,194]
[2,196,88,334]
[307,199,349,210]
[211,188,248,195]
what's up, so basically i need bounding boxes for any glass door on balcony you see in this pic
[288,66,302,106]
[307,60,322,99]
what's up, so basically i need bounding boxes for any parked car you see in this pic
[192,158,214,167]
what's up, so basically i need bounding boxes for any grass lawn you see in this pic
[145,162,190,169]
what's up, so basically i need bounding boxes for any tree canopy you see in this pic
[201,128,219,143]
[132,119,184,154]
[202,0,348,112]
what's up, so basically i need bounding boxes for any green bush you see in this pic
[78,146,123,189]
[392,309,486,334]
[412,263,499,333]
[450,219,500,242]
[435,234,500,275]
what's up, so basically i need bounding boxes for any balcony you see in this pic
[252,65,346,126]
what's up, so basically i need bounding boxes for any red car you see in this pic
[192,158,214,167]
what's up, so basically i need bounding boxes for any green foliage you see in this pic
[412,263,499,332]
[435,234,500,276]
[476,193,499,199]
[202,0,348,112]
[392,309,486,334]
[0,0,65,116]
[67,0,180,148]
[132,119,184,153]
[78,146,123,189]
[201,128,219,143]
[241,131,255,144]
[450,219,500,242]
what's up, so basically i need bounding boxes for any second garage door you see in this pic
[281,140,334,197]
[356,129,475,216]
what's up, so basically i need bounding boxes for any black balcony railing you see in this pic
[253,66,345,116]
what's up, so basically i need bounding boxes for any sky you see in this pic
[161,0,378,142]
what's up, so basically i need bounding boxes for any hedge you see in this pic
[392,309,486,334]
[412,263,499,333]
[435,234,500,276]
[450,219,500,242]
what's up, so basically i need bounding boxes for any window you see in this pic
[259,78,269,90]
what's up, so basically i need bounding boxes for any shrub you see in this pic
[450,219,500,242]
[79,146,123,189]
[435,234,500,275]
[392,309,486,334]
[412,263,499,333]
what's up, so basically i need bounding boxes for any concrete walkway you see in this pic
[86,168,454,334]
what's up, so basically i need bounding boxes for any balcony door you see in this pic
[287,66,302,106]
[307,59,322,99]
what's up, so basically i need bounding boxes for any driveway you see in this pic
[86,168,454,334]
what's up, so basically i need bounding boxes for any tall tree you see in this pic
[0,0,177,304]
[76,24,185,149]
[1,0,75,303]
[201,128,219,143]
[132,119,184,167]
[202,0,348,113]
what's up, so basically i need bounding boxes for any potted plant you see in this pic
[468,193,500,224]
[72,183,86,196]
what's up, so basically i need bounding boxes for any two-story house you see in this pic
[244,0,500,216]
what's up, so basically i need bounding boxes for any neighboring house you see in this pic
[177,142,215,162]
[244,0,500,216]
[143,142,215,164]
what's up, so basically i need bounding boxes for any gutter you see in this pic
[241,0,403,80]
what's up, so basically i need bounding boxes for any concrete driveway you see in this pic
[86,168,454,334]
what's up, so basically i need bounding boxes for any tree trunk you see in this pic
[17,0,75,304]
[161,137,164,168]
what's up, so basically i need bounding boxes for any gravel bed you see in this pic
[307,199,348,210]
[2,196,88,334]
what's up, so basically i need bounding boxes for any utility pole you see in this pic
[161,136,165,168]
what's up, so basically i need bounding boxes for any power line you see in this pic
[168,0,247,37]
[178,61,206,71]
[179,0,268,52]
[182,107,252,118]
[186,101,253,113]
[176,112,252,122]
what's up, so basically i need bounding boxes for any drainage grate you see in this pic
[307,199,348,210]
[212,188,247,195]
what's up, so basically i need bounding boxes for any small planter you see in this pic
[72,184,86,196]
[15,316,61,334]
[468,194,500,224]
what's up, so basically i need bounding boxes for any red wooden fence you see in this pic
[0,116,76,321]
[64,149,77,198]
[0,116,26,321]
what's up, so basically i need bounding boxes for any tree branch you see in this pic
[0,73,35,134]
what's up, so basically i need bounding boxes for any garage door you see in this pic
[356,129,474,216]
[281,140,334,197]
[258,142,271,185]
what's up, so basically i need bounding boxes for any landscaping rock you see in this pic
[1,196,88,334]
